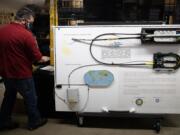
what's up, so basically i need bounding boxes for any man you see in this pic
[0,7,49,130]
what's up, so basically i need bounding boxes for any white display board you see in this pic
[54,25,180,114]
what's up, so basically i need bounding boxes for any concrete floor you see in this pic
[1,83,180,135]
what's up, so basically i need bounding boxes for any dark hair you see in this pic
[15,7,35,21]
[24,4,41,14]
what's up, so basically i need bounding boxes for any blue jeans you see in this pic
[0,77,41,127]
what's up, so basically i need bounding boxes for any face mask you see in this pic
[26,22,33,31]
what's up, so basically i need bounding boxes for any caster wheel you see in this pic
[77,116,84,127]
[153,121,161,133]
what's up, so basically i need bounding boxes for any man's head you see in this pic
[15,7,35,30]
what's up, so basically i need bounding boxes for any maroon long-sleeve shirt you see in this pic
[0,22,42,78]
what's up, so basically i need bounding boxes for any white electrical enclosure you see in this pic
[54,25,180,114]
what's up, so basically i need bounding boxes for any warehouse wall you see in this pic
[0,0,46,25]
[0,0,46,9]
[0,6,16,25]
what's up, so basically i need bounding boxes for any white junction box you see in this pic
[154,30,177,42]
[67,88,79,103]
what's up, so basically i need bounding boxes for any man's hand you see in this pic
[38,56,50,63]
